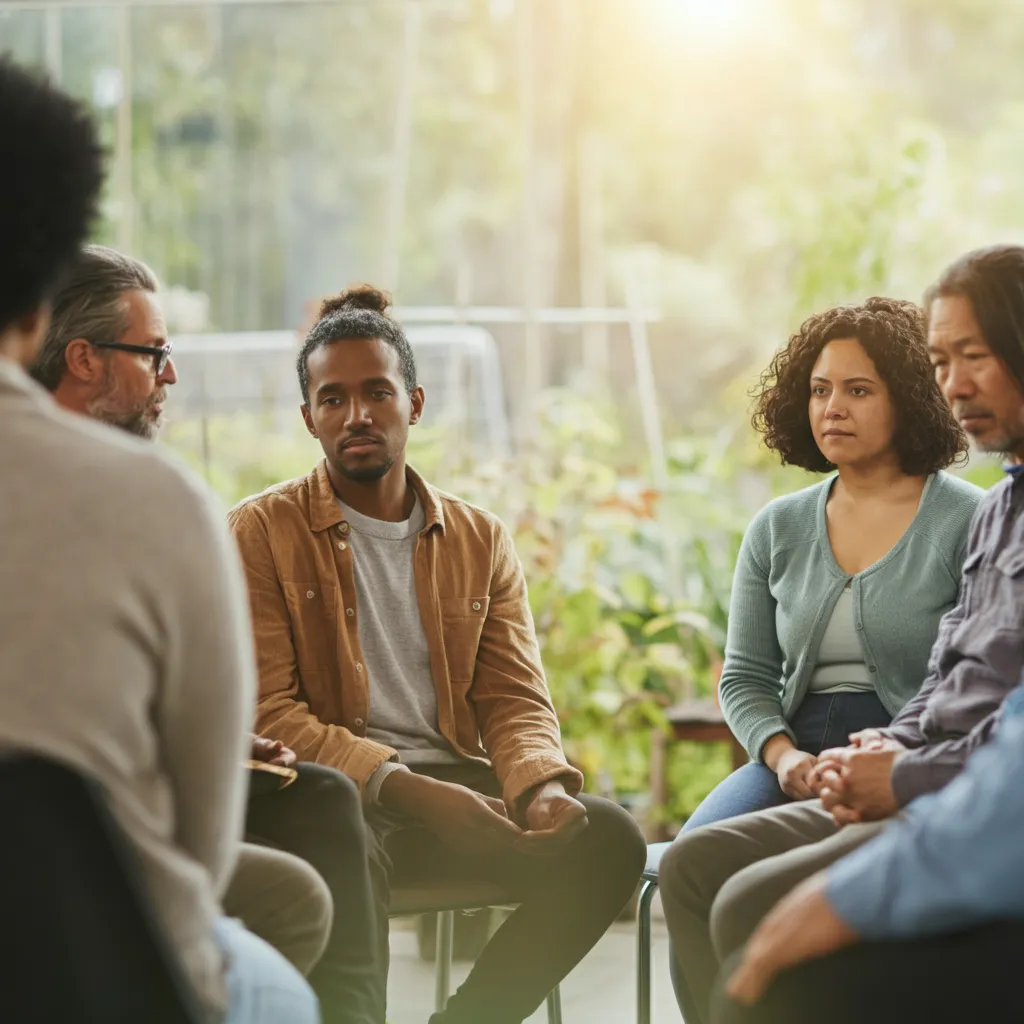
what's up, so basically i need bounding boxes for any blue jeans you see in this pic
[682,692,892,833]
[214,917,321,1024]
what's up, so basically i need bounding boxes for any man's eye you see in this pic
[372,390,392,400]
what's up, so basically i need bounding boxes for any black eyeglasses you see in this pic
[90,340,174,376]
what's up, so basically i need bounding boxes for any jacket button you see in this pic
[306,590,315,599]
[354,717,364,728]
[869,665,877,673]
[472,601,482,611]
[339,523,350,535]
[355,663,363,673]
[346,608,355,617]
[338,541,347,551]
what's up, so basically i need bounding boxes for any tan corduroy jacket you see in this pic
[228,460,582,809]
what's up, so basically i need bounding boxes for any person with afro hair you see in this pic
[0,58,320,1024]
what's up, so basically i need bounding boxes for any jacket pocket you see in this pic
[439,596,490,683]
[281,582,338,670]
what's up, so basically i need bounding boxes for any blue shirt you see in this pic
[828,681,1024,939]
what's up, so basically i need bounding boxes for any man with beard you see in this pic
[31,243,379,1024]
[228,284,646,1024]
[31,245,174,437]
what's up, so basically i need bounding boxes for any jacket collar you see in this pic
[307,459,446,535]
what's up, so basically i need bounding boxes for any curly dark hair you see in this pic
[752,296,968,475]
[297,283,417,404]
[0,58,104,336]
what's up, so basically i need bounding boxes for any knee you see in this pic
[228,845,334,977]
[577,795,646,880]
[294,762,363,830]
[709,866,772,963]
[289,859,335,974]
[657,824,728,923]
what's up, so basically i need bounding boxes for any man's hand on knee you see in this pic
[514,780,588,855]
[379,772,522,855]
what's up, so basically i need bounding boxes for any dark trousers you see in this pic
[246,762,378,1024]
[711,921,1024,1024]
[367,763,646,1024]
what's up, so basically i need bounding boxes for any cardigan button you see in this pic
[868,665,877,673]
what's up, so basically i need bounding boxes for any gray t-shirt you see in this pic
[338,495,462,804]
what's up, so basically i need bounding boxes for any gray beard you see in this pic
[86,394,162,440]
[86,366,163,440]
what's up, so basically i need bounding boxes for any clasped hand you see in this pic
[810,729,904,825]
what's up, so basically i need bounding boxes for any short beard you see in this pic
[337,453,395,482]
[977,425,1024,457]
[99,406,161,440]
[86,367,163,440]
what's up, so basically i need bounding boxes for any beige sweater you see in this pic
[0,359,254,1016]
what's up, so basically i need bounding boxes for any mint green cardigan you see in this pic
[720,471,984,761]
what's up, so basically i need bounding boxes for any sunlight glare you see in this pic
[656,0,758,42]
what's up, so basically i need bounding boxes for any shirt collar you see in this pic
[307,458,446,535]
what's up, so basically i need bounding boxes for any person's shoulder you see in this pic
[20,400,228,565]
[36,398,211,512]
[745,476,829,538]
[227,471,312,529]
[432,485,507,541]
[930,470,986,510]
[922,471,989,541]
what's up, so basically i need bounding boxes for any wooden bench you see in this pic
[665,697,747,772]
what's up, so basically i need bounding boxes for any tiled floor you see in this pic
[386,894,681,1024]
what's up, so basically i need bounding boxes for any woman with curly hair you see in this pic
[684,297,982,832]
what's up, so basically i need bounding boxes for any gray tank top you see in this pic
[808,583,875,694]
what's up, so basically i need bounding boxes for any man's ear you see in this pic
[409,385,425,426]
[63,338,106,384]
[300,403,318,438]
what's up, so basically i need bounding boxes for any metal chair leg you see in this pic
[637,879,658,1024]
[435,909,455,1012]
[545,984,563,1024]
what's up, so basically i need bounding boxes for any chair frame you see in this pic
[635,876,659,1024]
[432,909,562,1022]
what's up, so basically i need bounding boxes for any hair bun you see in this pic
[319,283,392,319]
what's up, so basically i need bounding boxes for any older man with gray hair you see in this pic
[31,244,174,437]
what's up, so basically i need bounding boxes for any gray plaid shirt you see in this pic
[888,470,1024,804]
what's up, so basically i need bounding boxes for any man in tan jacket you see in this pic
[230,284,645,1024]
